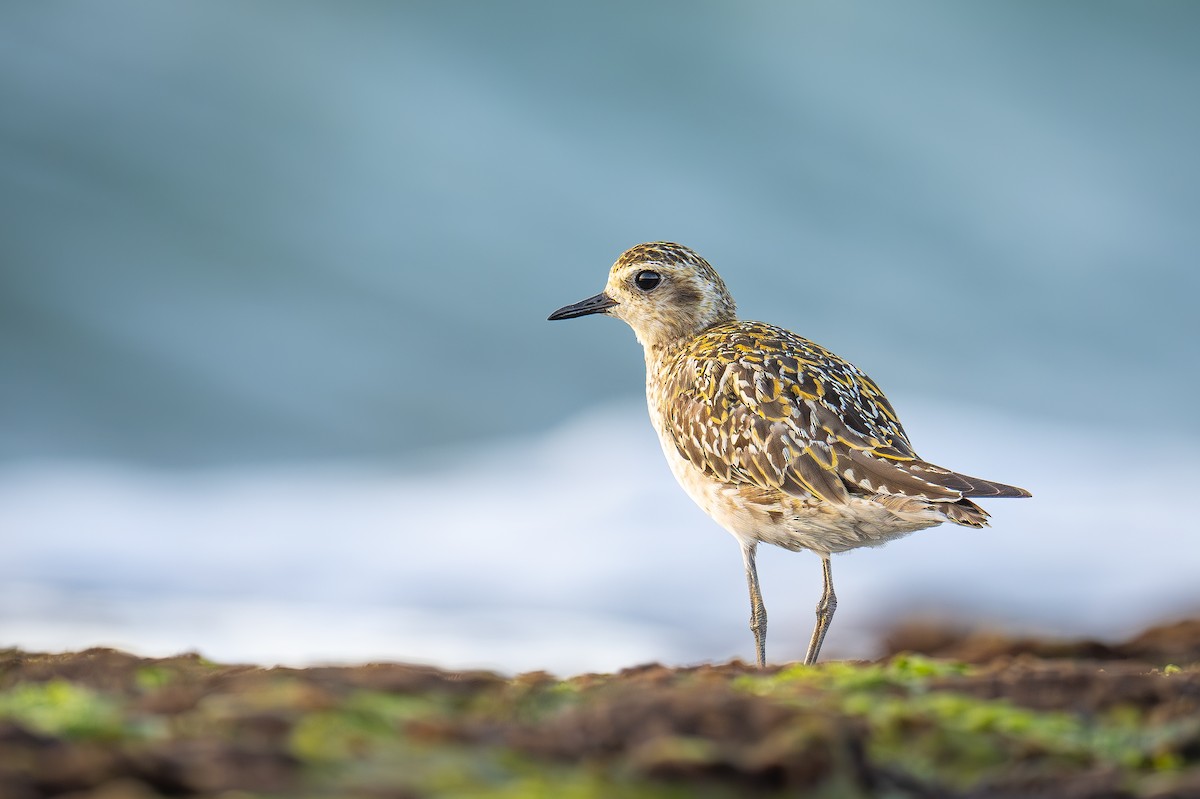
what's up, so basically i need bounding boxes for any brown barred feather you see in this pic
[941,498,991,528]
[792,450,852,504]
[950,473,1032,499]
[840,449,963,501]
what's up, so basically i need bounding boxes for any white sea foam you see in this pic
[2,401,1197,673]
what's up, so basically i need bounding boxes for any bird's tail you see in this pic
[940,497,990,527]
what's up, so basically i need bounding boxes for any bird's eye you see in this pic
[634,270,662,291]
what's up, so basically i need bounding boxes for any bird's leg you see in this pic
[741,541,768,668]
[803,555,837,666]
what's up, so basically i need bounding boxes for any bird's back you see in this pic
[648,320,1029,534]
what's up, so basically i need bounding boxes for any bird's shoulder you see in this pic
[662,320,911,453]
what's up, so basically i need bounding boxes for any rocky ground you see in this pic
[3,619,1200,798]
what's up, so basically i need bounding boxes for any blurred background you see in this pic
[2,1,1198,674]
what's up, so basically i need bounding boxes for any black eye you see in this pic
[634,270,662,291]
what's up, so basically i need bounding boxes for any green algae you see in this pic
[736,653,971,698]
[733,653,1200,792]
[134,664,176,691]
[288,691,720,798]
[2,641,1200,798]
[289,690,444,762]
[0,678,128,740]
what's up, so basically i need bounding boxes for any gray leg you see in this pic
[741,541,767,668]
[803,555,837,665]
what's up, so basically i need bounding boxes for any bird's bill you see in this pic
[547,292,618,320]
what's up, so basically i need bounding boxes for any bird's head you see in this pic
[548,242,737,349]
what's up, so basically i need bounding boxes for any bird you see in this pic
[548,242,1030,667]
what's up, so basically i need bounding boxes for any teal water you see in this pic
[2,2,1197,465]
[2,3,1199,669]
[2,400,1196,671]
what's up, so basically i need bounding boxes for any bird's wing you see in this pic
[663,323,976,505]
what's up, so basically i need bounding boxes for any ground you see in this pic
[3,620,1200,798]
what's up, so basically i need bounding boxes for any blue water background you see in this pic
[2,2,1198,671]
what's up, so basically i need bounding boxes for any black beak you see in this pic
[547,292,618,321]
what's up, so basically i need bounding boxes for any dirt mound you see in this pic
[883,617,1200,666]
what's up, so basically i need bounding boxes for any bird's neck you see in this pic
[641,317,728,375]
[643,337,687,376]
[634,302,736,354]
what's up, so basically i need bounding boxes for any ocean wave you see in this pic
[1,401,1197,672]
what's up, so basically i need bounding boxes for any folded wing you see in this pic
[664,324,1031,510]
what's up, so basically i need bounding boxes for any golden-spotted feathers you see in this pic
[654,321,1030,524]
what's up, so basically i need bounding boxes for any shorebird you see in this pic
[548,242,1030,667]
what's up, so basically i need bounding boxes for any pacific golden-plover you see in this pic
[549,242,1030,667]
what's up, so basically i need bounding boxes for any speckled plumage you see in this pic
[549,242,1030,666]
